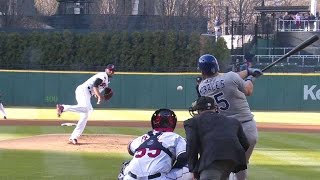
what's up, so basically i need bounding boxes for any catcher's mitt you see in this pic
[103,87,113,101]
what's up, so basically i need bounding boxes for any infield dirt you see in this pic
[0,120,319,153]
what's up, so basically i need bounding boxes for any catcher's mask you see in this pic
[196,76,202,83]
[189,96,218,117]
[105,64,115,77]
[151,109,177,132]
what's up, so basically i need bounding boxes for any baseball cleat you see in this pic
[56,104,64,117]
[69,139,78,145]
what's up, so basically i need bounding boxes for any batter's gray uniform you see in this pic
[198,71,258,180]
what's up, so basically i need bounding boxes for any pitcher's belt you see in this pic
[128,171,161,179]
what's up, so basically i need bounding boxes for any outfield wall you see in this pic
[0,71,319,111]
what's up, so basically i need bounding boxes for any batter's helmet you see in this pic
[105,64,115,76]
[151,109,177,132]
[198,54,219,75]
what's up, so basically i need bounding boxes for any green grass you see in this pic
[250,132,320,180]
[0,150,129,180]
[0,126,319,180]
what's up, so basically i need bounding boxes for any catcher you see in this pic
[56,64,115,145]
[118,109,193,180]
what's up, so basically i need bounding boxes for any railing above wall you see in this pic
[277,19,320,32]
[254,55,320,67]
[256,47,320,56]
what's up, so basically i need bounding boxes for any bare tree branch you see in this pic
[34,0,58,16]
[98,0,117,14]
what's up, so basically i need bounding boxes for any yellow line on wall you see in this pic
[1,69,320,76]
[0,69,201,75]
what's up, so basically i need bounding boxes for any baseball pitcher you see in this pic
[118,109,192,180]
[56,64,115,145]
[0,92,7,119]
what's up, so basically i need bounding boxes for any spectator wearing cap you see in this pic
[184,96,249,180]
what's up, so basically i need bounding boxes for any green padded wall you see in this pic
[1,71,320,111]
[247,74,320,111]
[0,71,200,109]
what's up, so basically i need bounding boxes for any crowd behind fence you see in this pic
[277,19,320,32]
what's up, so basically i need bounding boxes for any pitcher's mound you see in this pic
[0,134,136,153]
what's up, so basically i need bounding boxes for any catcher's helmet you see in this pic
[198,54,219,75]
[105,64,115,76]
[151,109,177,132]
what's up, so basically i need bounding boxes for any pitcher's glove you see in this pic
[104,87,113,101]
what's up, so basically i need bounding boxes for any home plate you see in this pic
[61,123,77,126]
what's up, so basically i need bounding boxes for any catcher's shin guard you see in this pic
[118,160,130,180]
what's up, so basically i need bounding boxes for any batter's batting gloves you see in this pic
[245,75,256,82]
[247,68,263,78]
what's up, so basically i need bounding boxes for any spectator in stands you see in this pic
[301,13,308,30]
[214,17,222,41]
[214,17,222,29]
[283,12,292,31]
[232,58,241,72]
[295,13,301,30]
[317,12,320,30]
[308,13,316,31]
[240,58,252,71]
[279,13,284,30]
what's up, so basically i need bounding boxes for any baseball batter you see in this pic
[56,64,115,145]
[0,92,7,119]
[197,54,262,180]
[118,109,192,180]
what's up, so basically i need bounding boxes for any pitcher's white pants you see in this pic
[0,103,7,117]
[62,85,93,140]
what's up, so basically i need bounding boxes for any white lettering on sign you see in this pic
[304,85,320,100]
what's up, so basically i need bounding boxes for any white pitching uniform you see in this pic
[122,131,192,180]
[198,71,258,180]
[0,94,7,119]
[0,102,7,119]
[62,72,110,141]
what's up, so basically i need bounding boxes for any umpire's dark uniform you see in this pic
[184,96,249,180]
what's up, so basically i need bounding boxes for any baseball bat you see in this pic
[261,35,319,72]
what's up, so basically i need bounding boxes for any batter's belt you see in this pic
[128,171,161,179]
[241,119,252,124]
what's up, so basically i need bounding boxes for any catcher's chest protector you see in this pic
[136,131,173,158]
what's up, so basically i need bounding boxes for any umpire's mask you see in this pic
[189,96,217,117]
